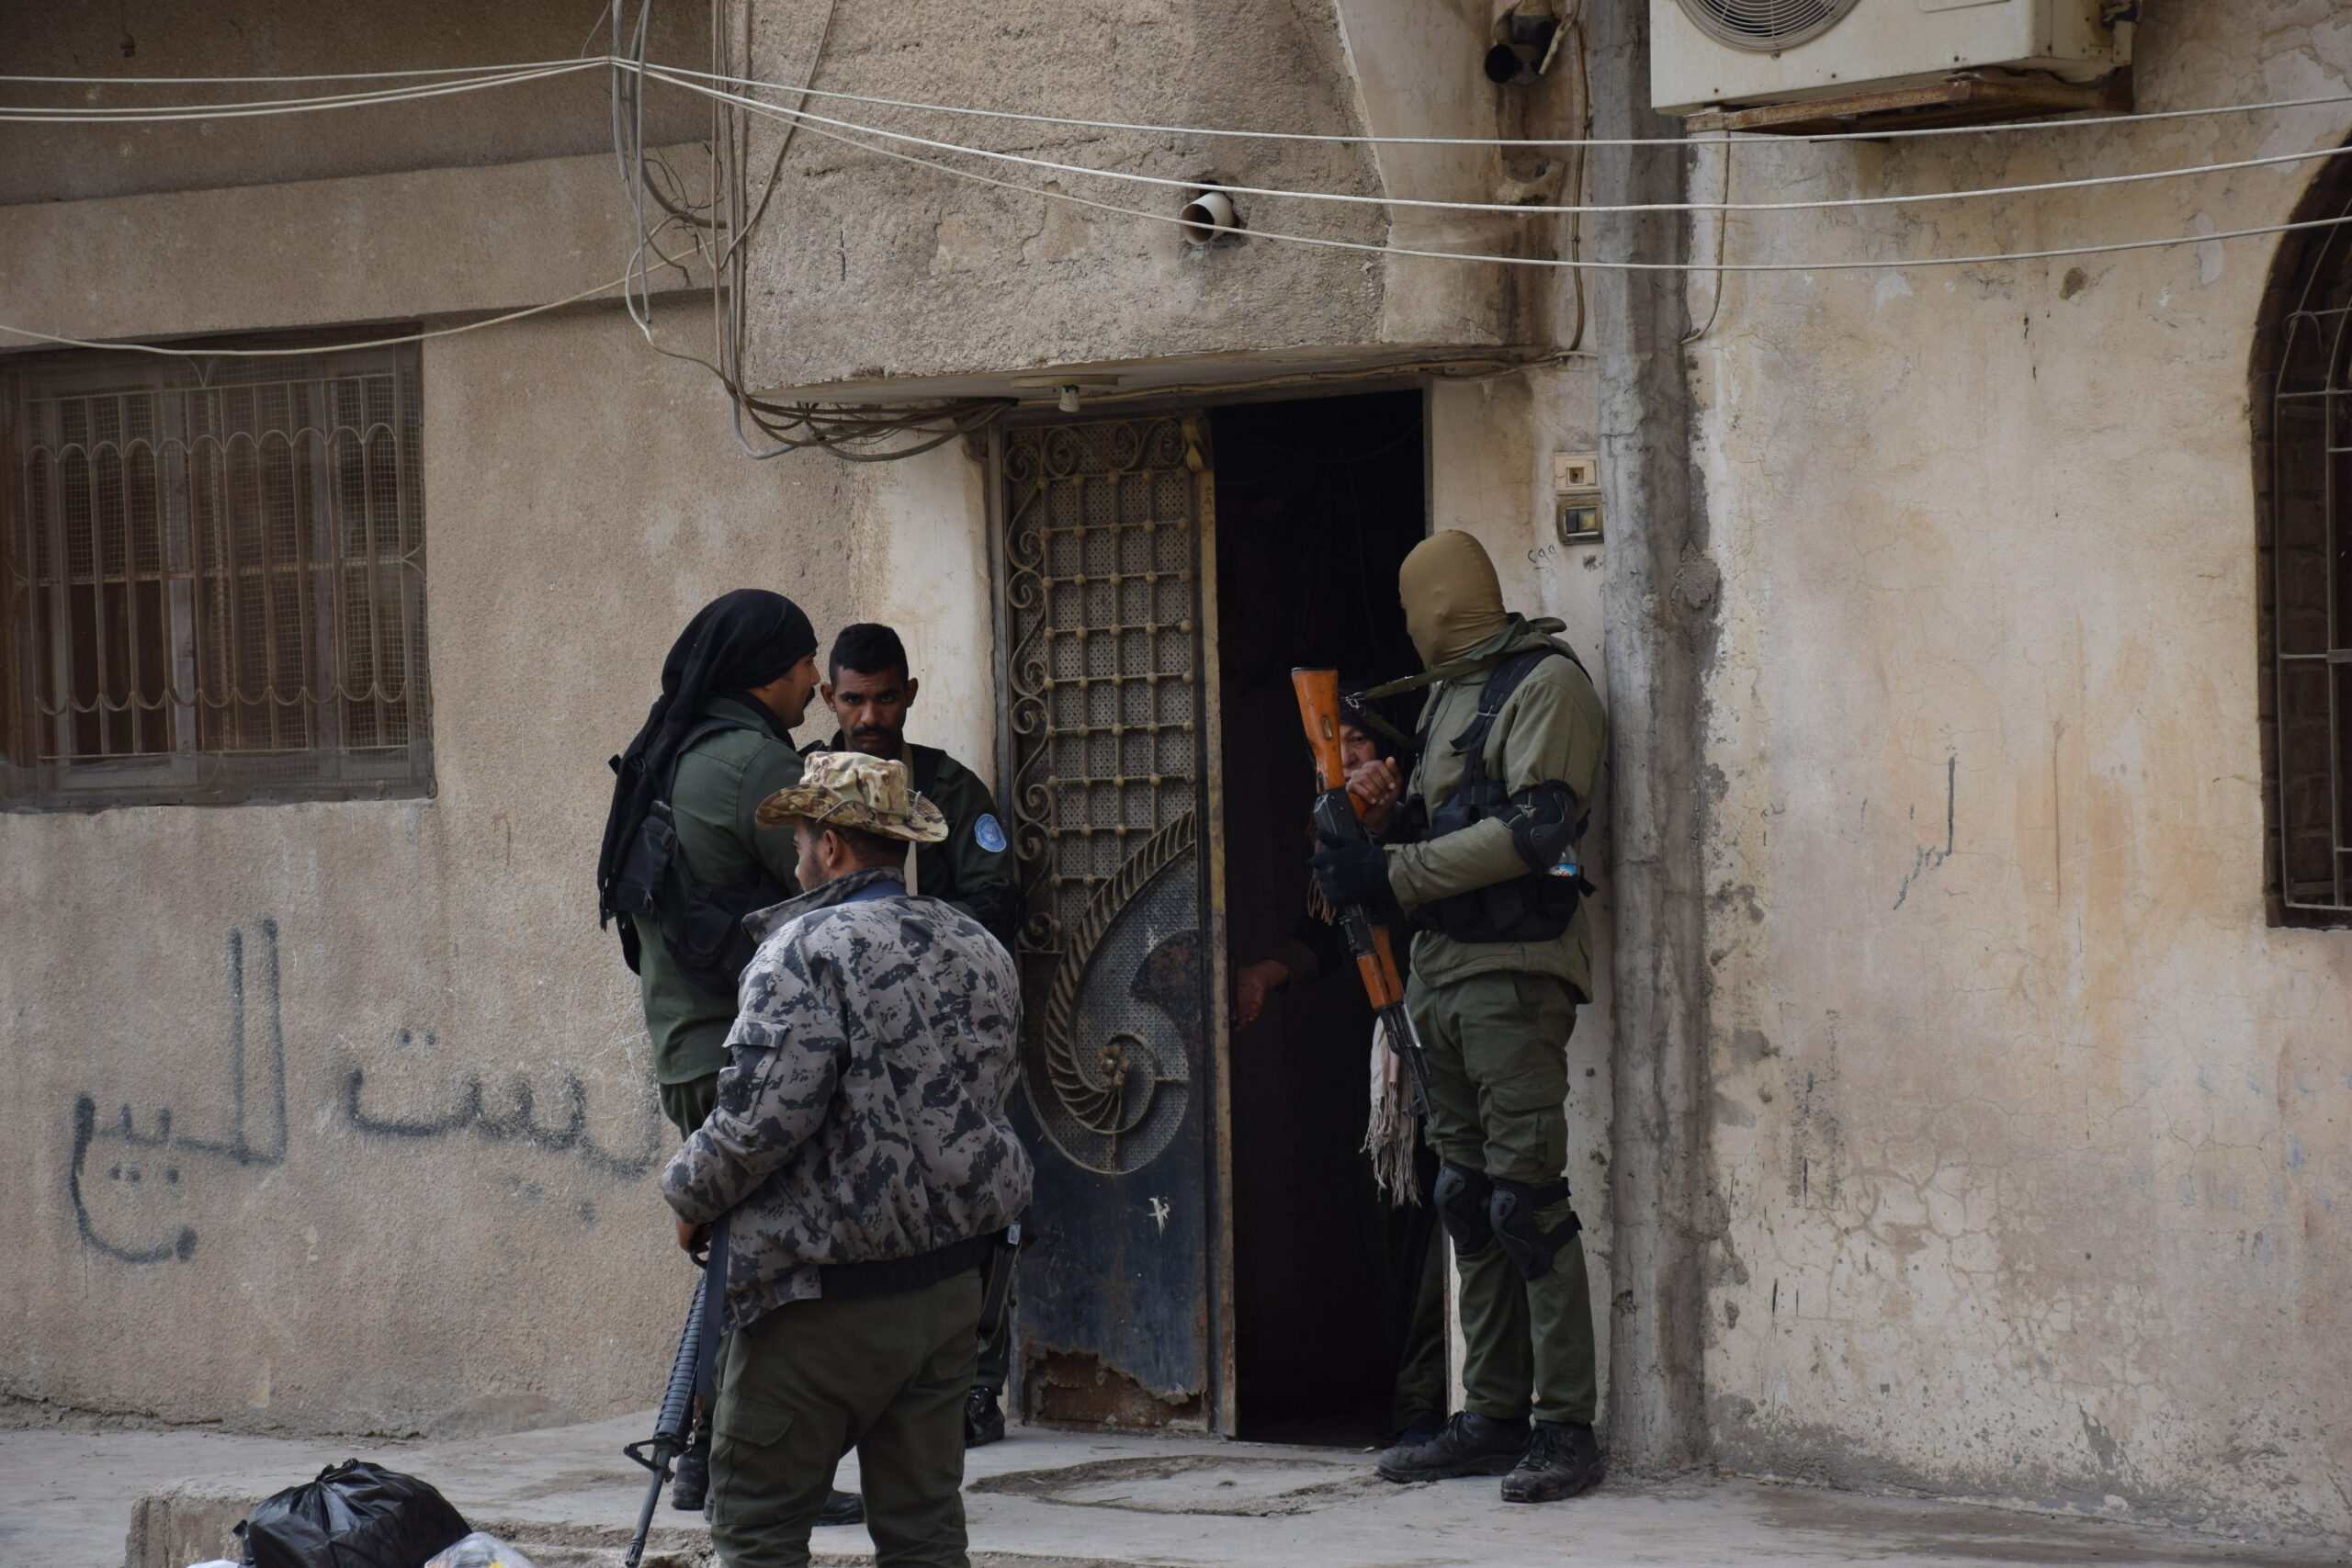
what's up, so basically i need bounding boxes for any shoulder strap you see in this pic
[909,744,946,799]
[1453,647,1566,758]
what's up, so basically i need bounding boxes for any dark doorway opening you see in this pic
[1212,389,1430,1445]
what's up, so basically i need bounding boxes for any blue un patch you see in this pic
[974,813,1008,853]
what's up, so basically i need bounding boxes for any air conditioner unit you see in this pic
[1651,0,2132,118]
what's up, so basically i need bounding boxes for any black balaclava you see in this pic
[597,589,818,927]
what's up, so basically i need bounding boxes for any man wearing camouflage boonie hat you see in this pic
[663,750,1033,1567]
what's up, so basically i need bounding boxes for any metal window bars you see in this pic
[1,343,431,808]
[2270,206,2352,916]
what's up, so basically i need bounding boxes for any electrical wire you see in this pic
[681,71,2352,276]
[9,56,2351,221]
[0,265,652,356]
[12,37,2352,448]
[601,0,1005,461]
[1682,130,1733,346]
[562,60,2352,221]
[10,53,2352,147]
[0,58,602,84]
[639,56,2352,149]
[0,62,604,122]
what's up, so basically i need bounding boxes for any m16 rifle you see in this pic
[1290,667,1434,1116]
[620,1269,705,1568]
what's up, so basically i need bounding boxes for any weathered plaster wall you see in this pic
[0,297,891,1432]
[0,51,913,1425]
[0,0,1607,1442]
[732,0,1560,394]
[1692,0,2352,1540]
[0,2,708,204]
[851,444,998,778]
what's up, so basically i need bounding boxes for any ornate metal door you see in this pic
[995,415,1226,1427]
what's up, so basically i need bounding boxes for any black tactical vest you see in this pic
[1413,647,1590,945]
[607,716,792,999]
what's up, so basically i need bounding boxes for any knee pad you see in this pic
[1432,1162,1496,1252]
[1489,1177,1582,1281]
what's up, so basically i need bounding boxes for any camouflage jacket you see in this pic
[662,865,1033,1330]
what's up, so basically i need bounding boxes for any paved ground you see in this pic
[4,1408,2345,1568]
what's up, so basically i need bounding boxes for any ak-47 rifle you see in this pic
[620,1269,706,1568]
[1290,668,1435,1116]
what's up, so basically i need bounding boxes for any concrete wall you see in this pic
[731,0,1573,396]
[0,2,913,1429]
[1690,0,2352,1541]
[0,0,1604,1436]
[0,294,894,1433]
[0,3,709,204]
[21,0,2339,1542]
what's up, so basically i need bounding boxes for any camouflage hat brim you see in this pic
[755,783,951,842]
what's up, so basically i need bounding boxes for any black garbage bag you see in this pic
[236,1460,470,1568]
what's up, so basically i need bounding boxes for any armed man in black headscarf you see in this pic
[1312,530,1609,1506]
[598,588,856,1522]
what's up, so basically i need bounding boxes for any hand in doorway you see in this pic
[1234,959,1291,1032]
[1346,757,1405,836]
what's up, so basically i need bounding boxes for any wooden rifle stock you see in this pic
[1292,667,1355,805]
[1290,669,1426,1104]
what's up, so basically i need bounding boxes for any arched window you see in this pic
[2258,159,2352,925]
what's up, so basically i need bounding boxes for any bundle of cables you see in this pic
[605,0,1011,460]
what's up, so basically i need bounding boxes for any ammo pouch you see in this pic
[607,718,788,999]
[1410,647,1592,945]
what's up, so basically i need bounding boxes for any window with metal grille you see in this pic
[2260,171,2352,923]
[1,341,431,808]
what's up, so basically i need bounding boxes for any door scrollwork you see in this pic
[1000,417,1204,1176]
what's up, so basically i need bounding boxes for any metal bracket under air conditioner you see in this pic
[1686,67,2132,137]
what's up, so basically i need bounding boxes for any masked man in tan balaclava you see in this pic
[1312,529,1609,1505]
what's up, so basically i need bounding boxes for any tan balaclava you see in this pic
[1399,529,1510,668]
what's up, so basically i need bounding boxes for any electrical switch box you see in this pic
[1555,452,1602,545]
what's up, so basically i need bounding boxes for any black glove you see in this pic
[1312,839,1392,908]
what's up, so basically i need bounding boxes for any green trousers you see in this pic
[1407,969,1597,1427]
[662,1072,720,1140]
[710,1269,982,1568]
[1385,1185,1449,1436]
[672,1074,1014,1407]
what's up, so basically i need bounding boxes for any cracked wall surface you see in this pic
[730,0,1562,391]
[0,2,1605,1436]
[0,6,991,1433]
[1693,0,2352,1542]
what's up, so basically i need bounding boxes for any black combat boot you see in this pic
[1374,1411,1531,1483]
[965,1386,1006,1448]
[817,1489,865,1526]
[670,1427,711,1512]
[1499,1419,1604,1504]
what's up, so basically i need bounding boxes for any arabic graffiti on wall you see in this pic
[69,920,288,1264]
[343,1053,662,1180]
[66,917,665,1265]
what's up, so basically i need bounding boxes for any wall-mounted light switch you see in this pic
[1555,452,1602,544]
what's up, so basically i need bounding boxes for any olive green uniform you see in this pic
[636,694,805,1139]
[1385,617,1606,1427]
[712,1273,980,1566]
